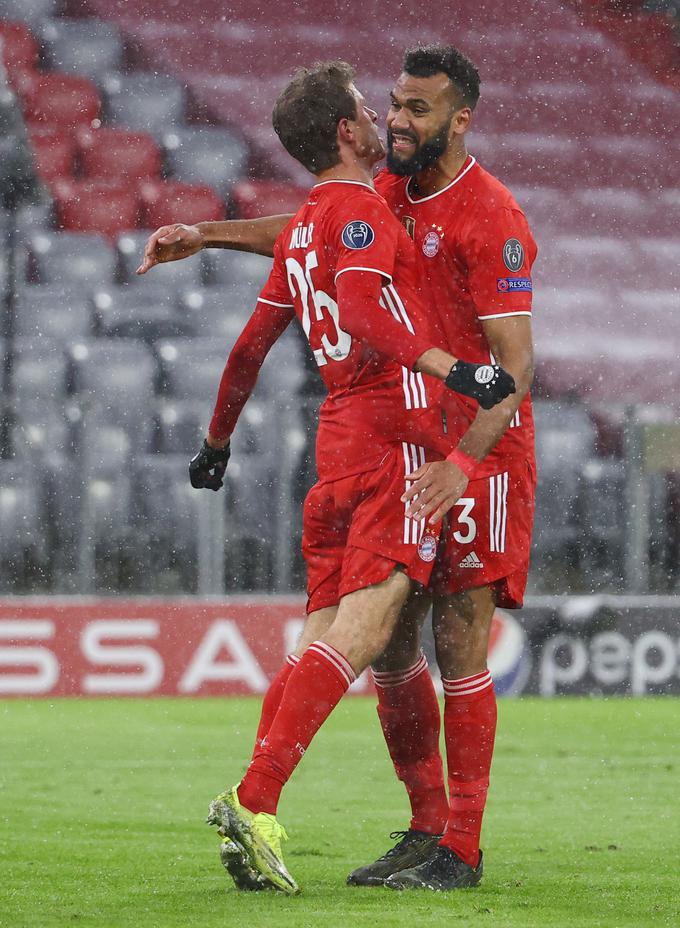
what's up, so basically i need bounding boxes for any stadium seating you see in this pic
[39,18,124,81]
[156,337,231,401]
[91,287,194,341]
[206,250,272,288]
[231,180,309,220]
[0,0,58,27]
[0,459,47,584]
[0,20,39,73]
[162,126,249,195]
[101,71,187,135]
[28,127,75,183]
[21,72,101,129]
[77,127,162,181]
[178,287,257,340]
[14,285,93,342]
[25,231,117,287]
[11,337,67,400]
[138,179,225,229]
[52,179,140,238]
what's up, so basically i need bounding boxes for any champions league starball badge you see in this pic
[341,221,375,249]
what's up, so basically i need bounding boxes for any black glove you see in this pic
[189,440,230,491]
[445,360,516,410]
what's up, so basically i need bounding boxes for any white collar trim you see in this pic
[405,155,477,204]
[313,179,377,194]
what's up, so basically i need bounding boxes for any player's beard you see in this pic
[386,117,452,176]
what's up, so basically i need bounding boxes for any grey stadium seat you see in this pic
[102,72,187,136]
[154,400,205,454]
[9,396,70,460]
[163,127,249,195]
[11,337,67,400]
[66,339,157,447]
[25,231,117,288]
[14,285,93,342]
[206,249,273,288]
[92,287,194,341]
[39,19,124,81]
[178,286,255,338]
[156,337,232,400]
[532,399,597,557]
[0,460,47,584]
[116,231,207,289]
[0,0,58,26]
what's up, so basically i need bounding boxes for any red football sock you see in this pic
[372,653,448,834]
[439,670,497,868]
[250,654,299,761]
[238,641,356,815]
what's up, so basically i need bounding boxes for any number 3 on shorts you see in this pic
[452,497,476,544]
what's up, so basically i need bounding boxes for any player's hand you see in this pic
[189,439,230,491]
[136,223,204,275]
[445,360,515,410]
[401,460,468,524]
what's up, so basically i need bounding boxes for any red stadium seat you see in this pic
[22,74,101,130]
[139,180,225,228]
[52,179,140,239]
[76,128,162,182]
[231,180,309,220]
[28,128,76,184]
[0,21,38,74]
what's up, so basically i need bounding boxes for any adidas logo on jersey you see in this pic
[459,551,484,569]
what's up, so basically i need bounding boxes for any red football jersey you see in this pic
[259,179,448,480]
[375,156,538,474]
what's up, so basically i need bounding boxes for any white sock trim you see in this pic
[442,670,493,697]
[307,640,356,687]
[371,652,428,689]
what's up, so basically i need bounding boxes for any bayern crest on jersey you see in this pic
[341,221,375,249]
[418,530,438,562]
[422,230,440,257]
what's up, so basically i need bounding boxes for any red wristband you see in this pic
[446,448,478,479]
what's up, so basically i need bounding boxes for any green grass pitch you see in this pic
[1,697,678,928]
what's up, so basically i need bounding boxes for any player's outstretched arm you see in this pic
[136,216,293,274]
[188,300,293,491]
[336,271,515,408]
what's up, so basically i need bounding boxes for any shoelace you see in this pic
[380,830,420,860]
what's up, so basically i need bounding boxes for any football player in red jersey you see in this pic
[139,46,537,893]
[187,61,513,895]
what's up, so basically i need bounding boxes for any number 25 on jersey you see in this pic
[285,251,352,367]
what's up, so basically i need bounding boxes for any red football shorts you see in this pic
[303,443,440,614]
[430,457,536,609]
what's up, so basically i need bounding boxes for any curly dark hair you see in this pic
[403,45,481,110]
[272,60,358,173]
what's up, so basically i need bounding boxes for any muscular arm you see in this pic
[402,316,534,523]
[457,315,534,461]
[197,216,291,257]
[207,301,293,448]
[137,216,292,273]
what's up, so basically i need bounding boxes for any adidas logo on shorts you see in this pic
[459,551,484,569]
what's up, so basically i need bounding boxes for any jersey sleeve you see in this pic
[329,191,400,284]
[257,238,294,309]
[463,207,537,320]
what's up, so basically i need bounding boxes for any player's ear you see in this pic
[337,116,354,145]
[451,106,472,136]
